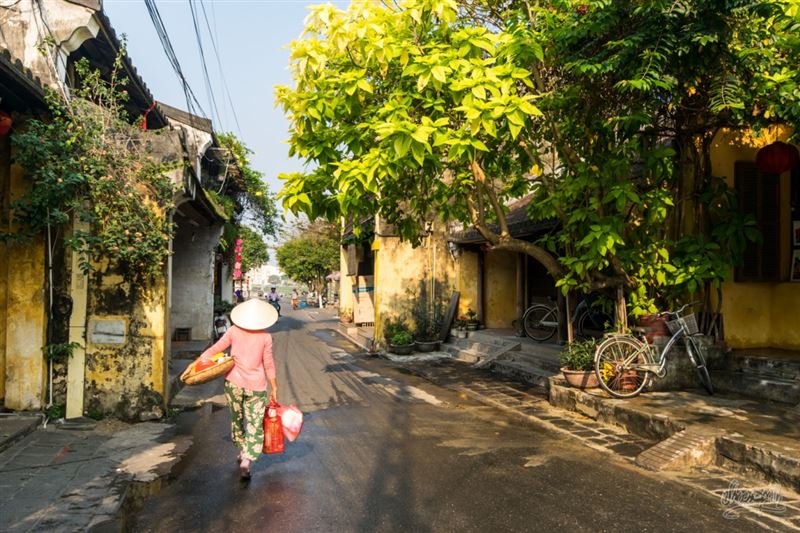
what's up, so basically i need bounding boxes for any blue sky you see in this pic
[103,0,338,206]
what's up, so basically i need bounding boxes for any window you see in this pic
[735,161,781,282]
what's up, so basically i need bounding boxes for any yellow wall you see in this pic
[339,245,354,317]
[457,251,479,317]
[83,273,168,418]
[710,127,800,350]
[2,157,47,410]
[484,250,518,329]
[372,223,456,344]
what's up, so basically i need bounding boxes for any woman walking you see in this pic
[197,298,279,479]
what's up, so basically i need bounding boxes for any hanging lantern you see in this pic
[0,111,12,136]
[755,141,800,174]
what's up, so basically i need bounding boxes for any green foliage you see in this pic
[276,231,339,288]
[216,132,278,238]
[560,338,599,372]
[383,316,410,343]
[8,53,175,285]
[238,225,270,273]
[276,0,800,317]
[45,403,66,420]
[390,330,413,346]
[42,341,81,363]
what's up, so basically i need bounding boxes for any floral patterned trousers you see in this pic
[224,381,267,461]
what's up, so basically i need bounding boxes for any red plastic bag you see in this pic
[277,404,304,442]
[262,401,285,454]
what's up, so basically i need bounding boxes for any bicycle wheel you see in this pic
[594,335,651,398]
[685,335,714,395]
[523,305,558,342]
[576,309,612,339]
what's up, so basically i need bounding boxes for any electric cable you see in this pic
[199,0,242,135]
[188,0,223,129]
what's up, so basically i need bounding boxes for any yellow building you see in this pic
[710,128,800,351]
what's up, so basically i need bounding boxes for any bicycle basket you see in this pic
[666,313,699,335]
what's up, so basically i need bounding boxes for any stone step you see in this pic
[711,370,800,405]
[503,351,562,373]
[636,426,720,471]
[460,332,519,349]
[441,343,485,364]
[489,360,557,391]
[712,353,800,381]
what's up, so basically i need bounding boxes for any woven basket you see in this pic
[180,357,234,385]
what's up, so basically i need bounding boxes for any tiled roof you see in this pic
[449,194,559,243]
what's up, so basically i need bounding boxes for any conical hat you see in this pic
[230,298,278,330]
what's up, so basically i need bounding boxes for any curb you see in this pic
[547,378,800,493]
[0,414,42,454]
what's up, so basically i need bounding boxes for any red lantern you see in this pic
[0,111,12,136]
[755,141,800,174]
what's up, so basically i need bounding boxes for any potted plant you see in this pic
[454,318,468,339]
[465,308,480,331]
[560,338,600,389]
[384,317,415,355]
[414,321,441,352]
[389,329,415,355]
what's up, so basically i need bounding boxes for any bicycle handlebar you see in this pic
[659,301,700,318]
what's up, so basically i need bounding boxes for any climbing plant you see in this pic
[8,52,175,286]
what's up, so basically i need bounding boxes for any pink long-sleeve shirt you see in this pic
[199,325,276,392]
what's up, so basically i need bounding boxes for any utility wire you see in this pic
[144,0,207,119]
[188,0,223,129]
[199,0,243,135]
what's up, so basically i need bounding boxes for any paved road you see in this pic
[129,309,766,532]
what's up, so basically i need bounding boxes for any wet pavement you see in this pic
[128,309,779,532]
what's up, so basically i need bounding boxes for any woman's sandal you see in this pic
[239,458,251,480]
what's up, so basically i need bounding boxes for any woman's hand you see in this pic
[268,378,279,404]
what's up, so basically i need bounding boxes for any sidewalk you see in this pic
[0,339,213,532]
[0,418,191,531]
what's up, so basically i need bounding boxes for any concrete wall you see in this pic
[484,250,518,329]
[710,127,800,350]
[0,0,98,89]
[339,245,355,318]
[170,219,221,341]
[83,271,167,419]
[1,150,47,410]
[456,251,479,318]
[373,220,456,344]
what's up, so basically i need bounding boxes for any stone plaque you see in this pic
[90,319,127,345]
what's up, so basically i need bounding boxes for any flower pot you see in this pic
[456,329,468,339]
[415,340,440,352]
[560,367,599,389]
[619,370,641,391]
[388,343,415,356]
[638,314,669,344]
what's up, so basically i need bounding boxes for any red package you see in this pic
[262,401,285,454]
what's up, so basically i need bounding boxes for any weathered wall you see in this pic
[0,0,98,89]
[456,251,479,318]
[373,222,456,344]
[84,270,166,419]
[2,159,46,410]
[710,127,800,350]
[170,219,221,341]
[339,245,355,317]
[484,250,518,329]
[0,136,8,402]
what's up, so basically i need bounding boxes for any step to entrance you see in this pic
[637,426,721,471]
[490,360,555,391]
[712,370,800,405]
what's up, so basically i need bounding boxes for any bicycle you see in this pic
[593,302,713,398]
[522,296,612,342]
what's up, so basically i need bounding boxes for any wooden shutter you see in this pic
[735,162,781,282]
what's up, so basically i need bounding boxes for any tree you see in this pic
[276,233,339,290]
[276,0,800,320]
[239,225,270,274]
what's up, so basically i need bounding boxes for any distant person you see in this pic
[267,287,281,316]
[235,289,244,303]
[196,298,279,480]
[291,288,299,310]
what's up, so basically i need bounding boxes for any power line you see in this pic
[188,0,223,129]
[199,0,243,135]
[144,0,207,119]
